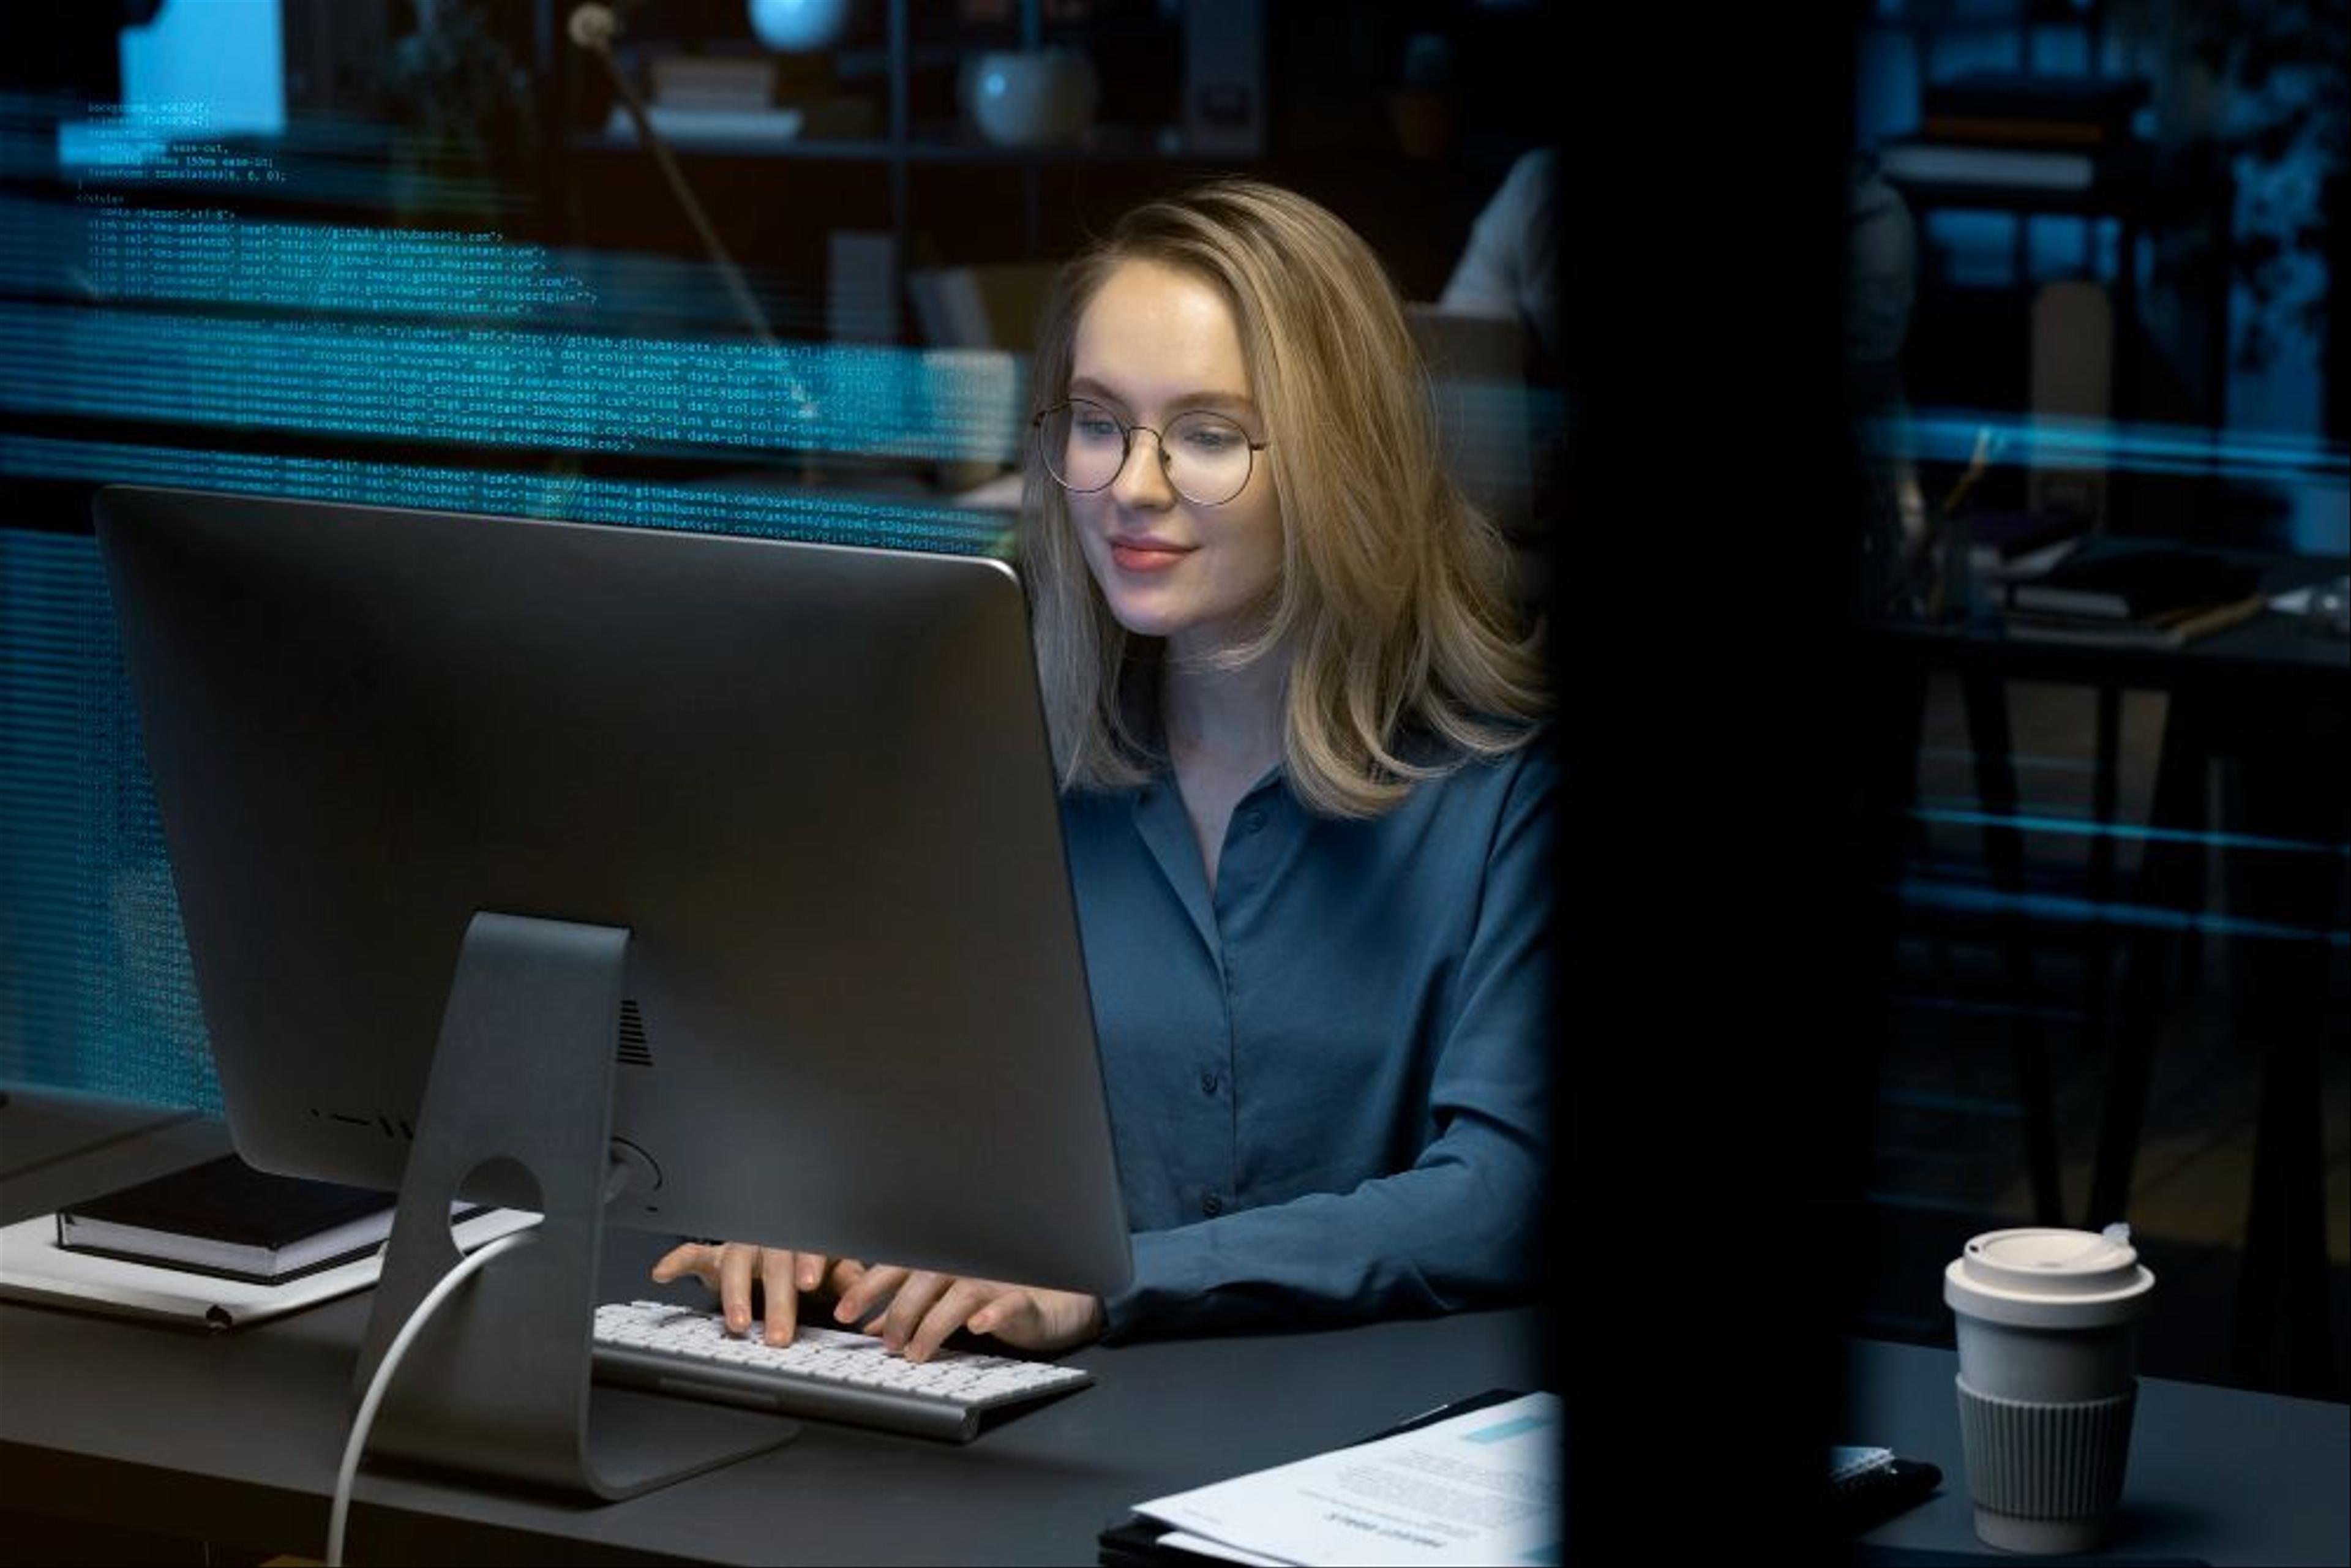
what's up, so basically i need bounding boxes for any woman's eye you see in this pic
[1074,418,1122,441]
[1180,427,1237,452]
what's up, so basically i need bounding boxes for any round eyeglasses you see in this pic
[1032,397,1269,508]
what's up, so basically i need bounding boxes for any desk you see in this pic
[5,1098,2345,1565]
[1847,1338,2350,1566]
[1862,579,2349,1393]
[0,1097,1540,1566]
[1863,568,2351,703]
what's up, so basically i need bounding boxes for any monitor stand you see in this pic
[351,911,795,1500]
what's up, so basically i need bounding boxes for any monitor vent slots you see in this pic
[307,1107,414,1141]
[617,999,654,1067]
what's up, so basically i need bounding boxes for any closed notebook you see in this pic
[2002,592,2268,650]
[4,1206,541,1330]
[56,1155,419,1284]
[2006,542,2259,621]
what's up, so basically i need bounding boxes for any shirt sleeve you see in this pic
[1098,747,1556,1341]
[1439,149,1561,361]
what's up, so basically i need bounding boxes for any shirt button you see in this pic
[1201,1193,1224,1217]
[1199,1070,1219,1095]
[1241,809,1265,833]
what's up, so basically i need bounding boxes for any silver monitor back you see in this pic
[94,485,1132,1300]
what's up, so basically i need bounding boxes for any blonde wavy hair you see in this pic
[1020,178,1546,818]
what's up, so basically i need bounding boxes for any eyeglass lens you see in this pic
[1038,398,1254,506]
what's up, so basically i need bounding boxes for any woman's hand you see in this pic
[830,1261,1104,1363]
[649,1241,851,1346]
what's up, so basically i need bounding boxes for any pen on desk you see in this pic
[1921,425,2000,621]
[1391,1397,1469,1428]
[1371,1388,1525,1441]
[1940,426,1997,519]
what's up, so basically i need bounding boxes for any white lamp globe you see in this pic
[748,0,849,53]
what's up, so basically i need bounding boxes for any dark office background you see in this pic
[0,1,2343,1561]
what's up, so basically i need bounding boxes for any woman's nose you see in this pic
[1108,428,1176,509]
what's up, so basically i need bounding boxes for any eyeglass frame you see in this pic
[1029,397,1271,508]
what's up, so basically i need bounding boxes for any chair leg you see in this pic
[2083,685,2122,1039]
[2177,703,2211,995]
[2225,708,2348,1395]
[2087,694,2207,1227]
[1961,672,2064,1225]
[1906,745,1965,998]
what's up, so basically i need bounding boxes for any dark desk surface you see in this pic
[0,1093,1541,1566]
[1847,1340,2349,1567]
[4,1091,2345,1566]
[1862,557,2351,700]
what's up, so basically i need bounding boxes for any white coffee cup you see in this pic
[1944,1226,2156,1554]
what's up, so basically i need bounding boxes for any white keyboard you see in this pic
[591,1299,1093,1442]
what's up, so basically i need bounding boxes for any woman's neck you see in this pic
[1160,640,1286,781]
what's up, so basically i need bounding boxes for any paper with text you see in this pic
[1135,1390,1561,1566]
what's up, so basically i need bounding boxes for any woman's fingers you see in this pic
[964,1291,1026,1340]
[823,1262,1106,1357]
[759,1248,804,1346]
[716,1244,761,1335]
[974,1286,1104,1351]
[648,1240,718,1287]
[872,1270,956,1353]
[647,1242,854,1345]
[902,1277,1002,1363]
[833,1262,908,1327]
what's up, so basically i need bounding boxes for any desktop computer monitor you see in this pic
[92,484,1133,1498]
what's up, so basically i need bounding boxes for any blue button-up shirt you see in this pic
[1059,733,1555,1339]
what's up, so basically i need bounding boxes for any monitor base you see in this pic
[352,910,792,1501]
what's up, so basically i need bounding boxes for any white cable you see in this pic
[326,1229,534,1567]
[569,10,776,348]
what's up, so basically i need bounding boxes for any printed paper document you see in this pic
[1134,1390,1560,1566]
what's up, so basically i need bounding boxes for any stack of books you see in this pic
[1877,71,2151,193]
[647,53,777,114]
[2,1153,534,1330]
[609,51,809,146]
[2000,538,2266,648]
[55,1153,437,1283]
[7,1161,531,1335]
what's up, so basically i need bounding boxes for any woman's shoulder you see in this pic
[1348,723,1556,852]
[1403,721,1559,803]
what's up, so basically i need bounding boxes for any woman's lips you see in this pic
[1108,539,1192,573]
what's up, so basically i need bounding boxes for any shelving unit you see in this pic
[552,0,1247,339]
[1859,1,2235,426]
[534,0,1559,351]
[1881,141,2232,427]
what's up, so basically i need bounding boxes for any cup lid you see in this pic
[1944,1228,2155,1329]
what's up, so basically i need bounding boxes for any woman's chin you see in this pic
[1100,593,1191,642]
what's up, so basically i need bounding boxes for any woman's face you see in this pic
[1063,258,1282,662]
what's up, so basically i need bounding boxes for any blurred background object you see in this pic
[1851,0,2347,1405]
[748,0,852,53]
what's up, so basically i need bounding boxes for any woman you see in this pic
[656,179,1553,1360]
